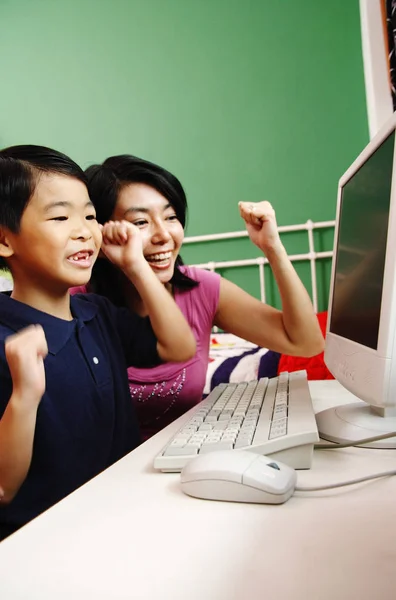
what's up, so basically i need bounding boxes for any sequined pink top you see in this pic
[128,266,220,440]
[70,266,221,440]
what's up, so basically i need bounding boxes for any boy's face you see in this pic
[3,173,102,291]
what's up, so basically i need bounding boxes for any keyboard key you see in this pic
[198,423,214,431]
[213,422,229,430]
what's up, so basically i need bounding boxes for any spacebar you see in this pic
[163,447,198,456]
[200,441,234,453]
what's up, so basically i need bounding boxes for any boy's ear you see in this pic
[0,228,15,259]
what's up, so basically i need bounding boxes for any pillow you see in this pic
[0,276,13,292]
[277,311,334,380]
[205,333,280,394]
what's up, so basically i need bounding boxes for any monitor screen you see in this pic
[329,132,395,350]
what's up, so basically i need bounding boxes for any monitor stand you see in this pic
[316,402,396,448]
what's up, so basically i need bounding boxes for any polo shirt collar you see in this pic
[0,293,98,355]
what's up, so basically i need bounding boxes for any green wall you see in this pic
[0,0,368,309]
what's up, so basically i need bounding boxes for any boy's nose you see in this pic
[73,220,93,240]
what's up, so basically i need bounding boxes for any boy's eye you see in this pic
[86,215,96,220]
[50,216,68,221]
[166,214,178,221]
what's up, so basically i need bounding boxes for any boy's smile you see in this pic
[3,173,102,296]
[66,249,95,268]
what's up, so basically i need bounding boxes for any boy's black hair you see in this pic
[86,154,198,300]
[0,145,87,270]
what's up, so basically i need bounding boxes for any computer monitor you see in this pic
[317,113,396,448]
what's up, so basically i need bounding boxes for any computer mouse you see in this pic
[180,450,297,504]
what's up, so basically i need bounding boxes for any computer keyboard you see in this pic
[154,370,319,472]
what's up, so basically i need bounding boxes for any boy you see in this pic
[0,145,196,540]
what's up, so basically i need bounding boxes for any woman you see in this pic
[74,154,324,440]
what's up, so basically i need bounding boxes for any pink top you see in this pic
[70,266,221,440]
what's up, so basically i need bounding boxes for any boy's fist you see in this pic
[5,325,48,406]
[100,220,145,273]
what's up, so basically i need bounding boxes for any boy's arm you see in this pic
[100,221,196,362]
[0,326,47,504]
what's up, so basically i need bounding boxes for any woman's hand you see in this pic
[239,201,283,255]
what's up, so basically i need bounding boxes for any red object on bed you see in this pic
[277,311,334,380]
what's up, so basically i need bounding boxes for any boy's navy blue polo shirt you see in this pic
[0,292,160,540]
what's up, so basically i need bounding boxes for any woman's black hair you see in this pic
[0,144,86,270]
[86,154,198,303]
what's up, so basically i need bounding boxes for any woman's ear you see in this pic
[0,228,15,259]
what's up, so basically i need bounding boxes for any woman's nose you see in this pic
[152,222,171,243]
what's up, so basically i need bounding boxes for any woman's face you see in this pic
[112,183,184,284]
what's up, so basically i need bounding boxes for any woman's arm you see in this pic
[100,221,196,362]
[214,202,324,357]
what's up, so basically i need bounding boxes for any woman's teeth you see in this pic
[146,252,172,264]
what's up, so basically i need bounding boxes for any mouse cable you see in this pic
[314,430,396,450]
[295,469,396,492]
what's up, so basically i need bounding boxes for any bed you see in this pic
[0,217,336,386]
[182,217,336,392]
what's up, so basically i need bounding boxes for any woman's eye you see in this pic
[166,214,178,221]
[133,219,148,227]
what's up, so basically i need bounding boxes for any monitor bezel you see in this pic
[325,113,396,407]
[327,115,396,358]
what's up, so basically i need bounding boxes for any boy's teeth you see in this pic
[70,252,89,261]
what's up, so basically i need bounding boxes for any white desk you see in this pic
[0,381,396,600]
